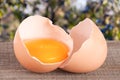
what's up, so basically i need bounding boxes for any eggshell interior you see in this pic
[13,15,73,73]
[60,18,107,73]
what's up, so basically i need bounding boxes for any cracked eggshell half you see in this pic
[13,15,73,73]
[59,18,107,73]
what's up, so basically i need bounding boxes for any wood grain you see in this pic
[0,41,120,80]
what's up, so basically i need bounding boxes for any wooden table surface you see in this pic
[0,41,120,80]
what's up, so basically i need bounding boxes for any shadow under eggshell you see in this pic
[13,15,73,73]
[59,18,107,73]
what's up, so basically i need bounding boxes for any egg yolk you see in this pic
[24,39,69,63]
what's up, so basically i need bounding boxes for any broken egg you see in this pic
[13,15,107,73]
[59,18,107,73]
[13,15,73,73]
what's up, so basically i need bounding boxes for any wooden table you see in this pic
[0,41,120,80]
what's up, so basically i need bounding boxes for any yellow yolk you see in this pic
[24,39,69,63]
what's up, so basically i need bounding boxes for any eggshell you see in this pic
[13,15,73,73]
[59,18,107,73]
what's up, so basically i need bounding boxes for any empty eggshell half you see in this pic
[13,15,73,73]
[59,18,107,73]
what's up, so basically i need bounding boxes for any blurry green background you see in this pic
[0,0,120,41]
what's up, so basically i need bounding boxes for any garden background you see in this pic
[0,0,120,41]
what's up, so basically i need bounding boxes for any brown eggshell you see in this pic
[13,15,73,73]
[59,18,107,73]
